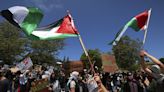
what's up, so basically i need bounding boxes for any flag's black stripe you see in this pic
[36,18,63,30]
[1,10,20,28]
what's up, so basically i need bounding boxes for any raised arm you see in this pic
[141,50,164,70]
[140,51,153,76]
[94,75,109,92]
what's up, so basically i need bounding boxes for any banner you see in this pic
[16,57,33,72]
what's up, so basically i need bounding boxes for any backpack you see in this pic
[67,79,79,92]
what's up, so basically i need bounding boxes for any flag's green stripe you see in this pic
[126,18,140,32]
[20,7,43,36]
[29,34,78,40]
[27,34,40,40]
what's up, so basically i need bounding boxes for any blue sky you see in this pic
[0,0,164,60]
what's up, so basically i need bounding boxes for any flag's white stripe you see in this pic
[32,31,62,39]
[112,42,117,46]
[113,25,129,45]
[9,6,29,25]
[49,26,60,33]
[32,26,61,39]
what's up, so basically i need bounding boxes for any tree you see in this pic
[0,21,27,64]
[28,39,65,64]
[112,36,142,71]
[159,58,164,64]
[0,21,65,65]
[80,49,102,70]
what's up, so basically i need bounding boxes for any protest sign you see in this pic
[16,57,33,72]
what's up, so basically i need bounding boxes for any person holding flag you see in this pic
[140,50,164,92]
[140,50,164,73]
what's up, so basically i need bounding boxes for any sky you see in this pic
[0,0,164,61]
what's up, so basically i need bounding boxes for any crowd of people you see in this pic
[0,50,164,92]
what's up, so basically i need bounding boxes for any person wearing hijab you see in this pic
[67,71,80,92]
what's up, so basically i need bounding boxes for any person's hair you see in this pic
[161,61,164,64]
[5,70,12,80]
[159,58,164,64]
[16,71,21,75]
[0,71,4,77]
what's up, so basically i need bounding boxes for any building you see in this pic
[63,60,84,75]
[101,54,118,73]
[64,54,118,74]
[68,60,84,72]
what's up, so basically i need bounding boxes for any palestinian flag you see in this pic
[30,14,79,40]
[0,6,43,35]
[126,10,149,31]
[111,10,151,45]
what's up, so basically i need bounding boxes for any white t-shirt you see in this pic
[70,80,76,88]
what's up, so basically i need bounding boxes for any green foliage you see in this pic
[29,52,55,64]
[28,39,65,64]
[159,58,164,64]
[30,40,64,54]
[0,21,65,65]
[0,21,27,64]
[80,49,102,70]
[128,64,140,72]
[112,36,142,71]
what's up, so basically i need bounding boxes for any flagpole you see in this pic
[143,9,152,45]
[78,35,95,74]
[67,10,95,74]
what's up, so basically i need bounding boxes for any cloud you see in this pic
[28,0,63,12]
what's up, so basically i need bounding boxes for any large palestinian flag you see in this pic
[31,14,79,40]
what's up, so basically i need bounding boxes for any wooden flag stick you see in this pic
[143,9,152,45]
[78,35,95,74]
[68,11,95,74]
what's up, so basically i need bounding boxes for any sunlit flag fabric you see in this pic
[31,14,79,40]
[0,6,43,36]
[111,10,150,45]
[1,6,79,40]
